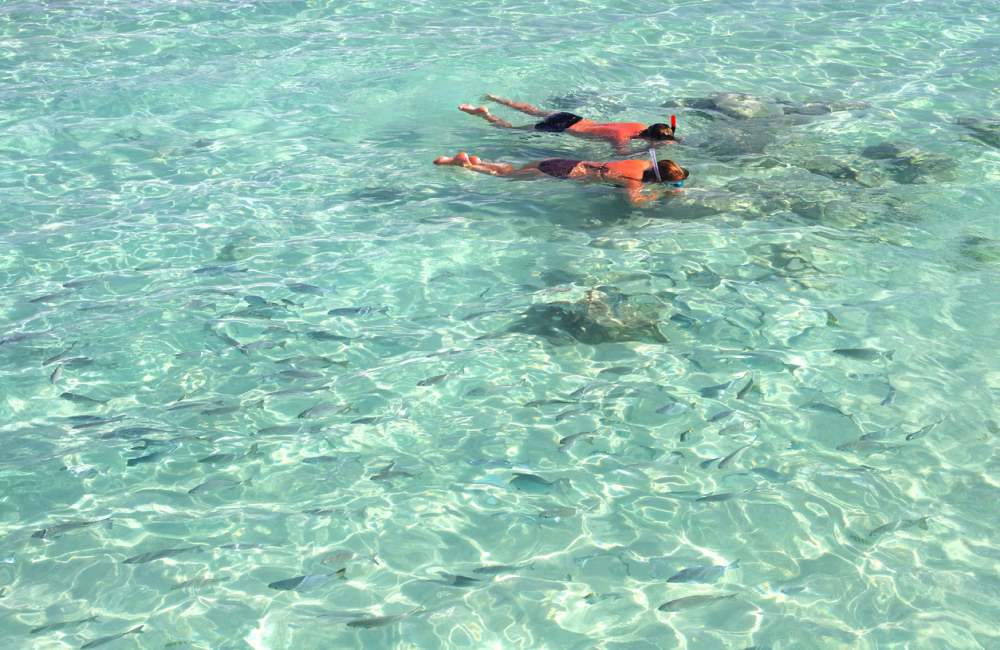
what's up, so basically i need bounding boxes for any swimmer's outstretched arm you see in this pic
[434,152,545,178]
[624,183,675,207]
[484,94,552,117]
[612,139,632,155]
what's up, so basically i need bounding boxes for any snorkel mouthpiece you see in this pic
[648,149,662,182]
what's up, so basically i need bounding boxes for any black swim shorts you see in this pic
[534,112,584,133]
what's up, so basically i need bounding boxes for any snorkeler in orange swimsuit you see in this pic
[458,94,678,153]
[433,150,689,207]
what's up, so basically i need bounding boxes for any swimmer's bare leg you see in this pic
[484,94,552,117]
[434,153,545,178]
[458,104,516,128]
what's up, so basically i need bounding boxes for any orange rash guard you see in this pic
[570,159,651,184]
[566,120,647,145]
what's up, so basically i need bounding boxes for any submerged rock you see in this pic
[802,156,871,185]
[500,286,668,345]
[959,235,1000,265]
[956,117,1000,150]
[859,141,957,184]
[664,93,867,120]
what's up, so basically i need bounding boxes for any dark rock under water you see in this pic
[664,92,868,120]
[859,141,957,184]
[499,286,668,345]
[956,117,1000,149]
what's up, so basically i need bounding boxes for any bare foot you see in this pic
[483,93,503,103]
[458,104,490,117]
[433,152,473,166]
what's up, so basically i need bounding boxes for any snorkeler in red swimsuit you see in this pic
[433,150,689,207]
[458,94,678,153]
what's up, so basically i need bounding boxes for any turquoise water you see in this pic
[1,0,999,647]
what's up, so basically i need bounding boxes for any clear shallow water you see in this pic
[1,0,998,648]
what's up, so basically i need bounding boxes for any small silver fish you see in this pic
[417,374,447,386]
[833,348,893,362]
[836,437,902,455]
[187,478,250,495]
[60,392,107,405]
[307,330,352,342]
[258,424,301,435]
[657,593,737,611]
[321,550,356,565]
[432,572,482,587]
[905,421,940,441]
[803,402,851,417]
[346,608,421,629]
[268,573,334,591]
[297,403,343,419]
[198,452,236,464]
[667,560,739,584]
[718,438,756,470]
[524,399,576,407]
[370,461,416,481]
[509,473,557,493]
[554,407,586,422]
[696,488,755,503]
[868,516,929,539]
[699,457,722,469]
[29,614,98,635]
[101,426,160,440]
[80,625,143,649]
[749,467,791,482]
[584,592,623,604]
[201,404,239,416]
[32,517,111,539]
[288,282,324,294]
[699,380,733,398]
[708,409,734,423]
[558,431,595,450]
[302,455,340,465]
[280,369,324,380]
[126,451,164,467]
[169,575,227,591]
[43,342,77,366]
[471,562,531,575]
[72,415,125,430]
[327,306,386,317]
[124,546,203,564]
[198,443,259,464]
[538,507,576,519]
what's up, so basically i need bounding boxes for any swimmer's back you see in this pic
[567,121,647,141]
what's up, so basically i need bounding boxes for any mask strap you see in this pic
[648,149,662,182]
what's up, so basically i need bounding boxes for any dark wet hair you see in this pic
[638,123,675,140]
[642,160,689,183]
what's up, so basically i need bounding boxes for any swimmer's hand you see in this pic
[625,185,678,207]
